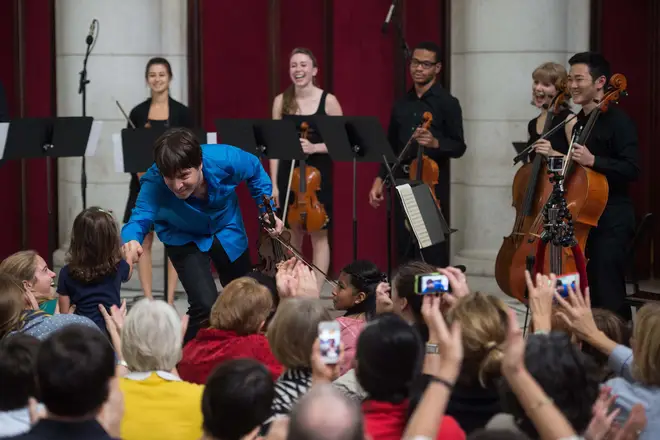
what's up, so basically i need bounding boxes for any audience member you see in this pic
[0,250,59,314]
[118,299,203,440]
[0,334,40,437]
[0,273,96,340]
[178,277,282,383]
[288,384,363,440]
[6,325,122,439]
[201,359,275,440]
[57,207,137,334]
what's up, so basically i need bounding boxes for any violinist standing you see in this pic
[528,62,576,159]
[567,52,639,319]
[368,42,466,267]
[269,48,343,288]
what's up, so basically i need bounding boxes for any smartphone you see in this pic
[555,273,579,298]
[414,272,450,295]
[318,321,341,364]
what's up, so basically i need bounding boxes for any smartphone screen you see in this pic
[318,321,341,364]
[556,273,579,298]
[414,273,450,295]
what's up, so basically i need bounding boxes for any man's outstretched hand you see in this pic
[122,240,143,264]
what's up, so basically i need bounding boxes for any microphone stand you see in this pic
[78,21,98,209]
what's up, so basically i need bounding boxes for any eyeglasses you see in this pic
[410,59,438,69]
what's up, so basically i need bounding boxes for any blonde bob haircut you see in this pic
[267,297,330,369]
[632,303,660,386]
[446,292,509,387]
[209,277,273,335]
[532,61,568,91]
[121,298,183,372]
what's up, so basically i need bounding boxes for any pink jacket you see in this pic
[336,316,366,376]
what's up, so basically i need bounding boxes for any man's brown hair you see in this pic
[153,127,202,179]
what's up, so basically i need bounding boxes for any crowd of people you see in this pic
[0,235,656,439]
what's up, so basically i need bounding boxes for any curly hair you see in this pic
[66,207,123,283]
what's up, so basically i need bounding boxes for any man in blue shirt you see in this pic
[121,128,283,342]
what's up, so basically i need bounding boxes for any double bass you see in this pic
[286,122,328,232]
[495,85,571,295]
[505,74,627,302]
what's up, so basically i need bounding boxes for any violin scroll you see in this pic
[300,121,309,139]
[599,73,628,112]
[551,81,571,114]
[422,112,433,129]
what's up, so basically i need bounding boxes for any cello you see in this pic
[286,122,329,232]
[506,74,627,302]
[495,84,571,295]
[409,111,442,209]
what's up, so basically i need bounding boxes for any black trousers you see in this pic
[166,237,252,344]
[585,203,635,320]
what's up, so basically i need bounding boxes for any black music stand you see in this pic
[214,119,305,162]
[1,117,99,267]
[314,116,396,263]
[117,126,207,301]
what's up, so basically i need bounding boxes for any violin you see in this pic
[260,197,337,287]
[409,112,441,209]
[505,74,627,302]
[286,122,329,232]
[495,83,571,296]
[255,195,294,276]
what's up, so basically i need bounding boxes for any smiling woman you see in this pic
[122,57,193,305]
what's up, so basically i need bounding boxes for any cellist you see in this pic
[368,41,466,267]
[528,62,576,159]
[567,52,640,319]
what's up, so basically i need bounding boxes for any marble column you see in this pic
[450,0,590,294]
[54,0,187,293]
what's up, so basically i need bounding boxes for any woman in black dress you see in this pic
[269,48,343,289]
[123,57,192,304]
[528,61,576,158]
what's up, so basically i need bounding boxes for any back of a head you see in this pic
[153,127,203,179]
[568,51,611,83]
[288,383,363,440]
[209,277,273,335]
[0,273,27,339]
[0,333,40,411]
[356,313,422,402]
[267,297,331,369]
[37,324,115,417]
[632,303,660,386]
[121,298,183,372]
[446,292,509,387]
[501,332,600,437]
[202,359,274,440]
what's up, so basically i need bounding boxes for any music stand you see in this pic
[0,117,101,267]
[112,126,208,301]
[314,116,396,262]
[215,119,305,161]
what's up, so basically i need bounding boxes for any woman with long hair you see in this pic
[269,48,343,289]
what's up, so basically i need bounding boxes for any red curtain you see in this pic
[199,0,445,274]
[0,0,55,261]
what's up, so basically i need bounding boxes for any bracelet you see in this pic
[117,359,129,369]
[428,376,454,391]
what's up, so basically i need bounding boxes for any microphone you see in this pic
[86,19,96,45]
[381,0,397,33]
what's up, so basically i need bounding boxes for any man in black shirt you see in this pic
[568,51,640,319]
[368,41,466,267]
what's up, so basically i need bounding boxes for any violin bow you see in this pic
[115,100,136,129]
[259,195,337,287]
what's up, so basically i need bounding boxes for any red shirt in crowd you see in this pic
[178,328,283,384]
[362,399,466,440]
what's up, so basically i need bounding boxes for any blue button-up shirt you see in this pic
[121,144,273,262]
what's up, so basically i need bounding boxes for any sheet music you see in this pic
[112,133,124,173]
[0,122,9,159]
[396,183,432,248]
[85,121,103,157]
[206,132,218,144]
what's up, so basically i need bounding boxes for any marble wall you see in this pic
[449,0,591,292]
[54,0,187,272]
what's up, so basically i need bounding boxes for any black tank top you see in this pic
[527,108,573,160]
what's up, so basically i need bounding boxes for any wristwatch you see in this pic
[426,343,440,354]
